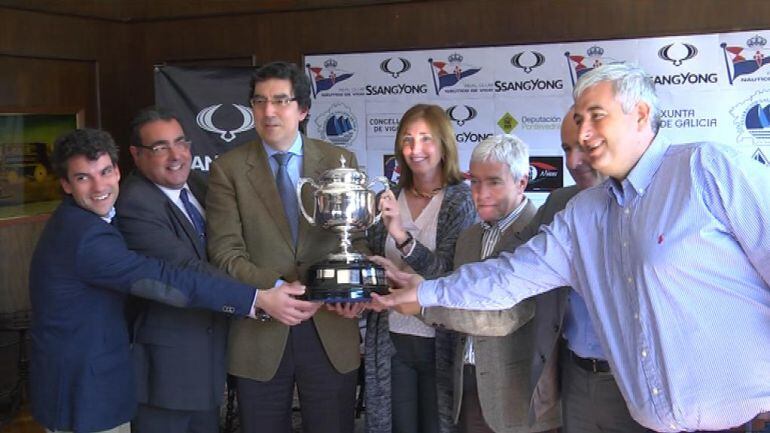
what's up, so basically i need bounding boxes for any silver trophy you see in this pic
[296,156,391,302]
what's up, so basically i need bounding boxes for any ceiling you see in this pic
[0,0,422,21]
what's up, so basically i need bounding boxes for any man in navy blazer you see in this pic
[29,128,315,433]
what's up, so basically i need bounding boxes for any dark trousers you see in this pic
[132,404,219,433]
[561,344,646,433]
[458,365,494,433]
[390,332,439,433]
[236,319,358,433]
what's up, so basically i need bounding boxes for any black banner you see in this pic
[526,156,563,192]
[154,66,258,174]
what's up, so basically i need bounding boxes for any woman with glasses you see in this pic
[364,104,475,433]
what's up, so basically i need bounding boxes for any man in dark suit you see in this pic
[116,107,314,433]
[523,110,645,433]
[420,135,558,433]
[29,128,311,433]
[206,61,362,433]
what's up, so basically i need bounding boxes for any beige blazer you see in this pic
[206,135,361,381]
[423,200,559,433]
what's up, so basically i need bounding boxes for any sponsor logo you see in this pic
[496,112,560,131]
[494,78,563,92]
[721,34,770,85]
[445,105,477,127]
[305,58,355,97]
[565,45,618,87]
[196,104,254,143]
[191,154,216,172]
[380,57,411,78]
[653,73,718,85]
[729,90,770,147]
[658,42,698,66]
[498,113,518,133]
[753,148,769,165]
[314,103,358,147]
[659,109,718,128]
[365,83,428,96]
[510,51,546,73]
[428,53,482,95]
[527,156,563,192]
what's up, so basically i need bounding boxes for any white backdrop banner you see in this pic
[304,29,770,205]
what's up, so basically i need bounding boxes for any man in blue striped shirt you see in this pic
[373,63,770,432]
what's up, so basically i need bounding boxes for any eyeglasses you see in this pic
[249,96,298,108]
[135,140,191,156]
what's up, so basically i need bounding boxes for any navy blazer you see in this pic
[29,197,256,433]
[115,172,229,411]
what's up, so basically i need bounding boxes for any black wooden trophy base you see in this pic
[304,258,390,303]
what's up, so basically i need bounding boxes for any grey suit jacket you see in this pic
[206,135,361,380]
[422,200,558,433]
[116,171,229,411]
[515,185,581,425]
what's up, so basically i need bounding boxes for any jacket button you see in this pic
[540,355,546,362]
[207,327,213,334]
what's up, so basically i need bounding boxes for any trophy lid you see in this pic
[318,155,368,186]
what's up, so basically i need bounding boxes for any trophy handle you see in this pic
[296,177,318,225]
[368,176,391,225]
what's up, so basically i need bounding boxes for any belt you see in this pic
[570,350,610,373]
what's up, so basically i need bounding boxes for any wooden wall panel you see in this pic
[126,0,770,116]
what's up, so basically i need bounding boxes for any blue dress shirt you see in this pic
[263,133,304,184]
[418,136,770,432]
[563,290,606,359]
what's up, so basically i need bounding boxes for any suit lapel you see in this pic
[245,137,299,252]
[494,200,537,256]
[136,173,207,258]
[296,137,328,256]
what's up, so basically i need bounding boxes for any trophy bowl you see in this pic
[296,156,391,302]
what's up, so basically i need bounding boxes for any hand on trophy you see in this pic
[379,190,409,245]
[326,302,368,319]
[368,255,423,315]
[257,281,322,326]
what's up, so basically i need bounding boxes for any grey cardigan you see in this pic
[363,182,476,433]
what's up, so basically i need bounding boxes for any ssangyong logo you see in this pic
[510,51,546,73]
[657,42,698,66]
[445,105,477,127]
[196,104,254,143]
[380,57,411,78]
[314,103,358,147]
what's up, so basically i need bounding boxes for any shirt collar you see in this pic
[481,197,529,232]
[262,133,304,159]
[101,206,116,224]
[606,134,670,204]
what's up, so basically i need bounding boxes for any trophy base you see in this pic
[305,258,390,303]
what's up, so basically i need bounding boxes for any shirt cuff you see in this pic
[248,290,259,318]
[417,278,439,307]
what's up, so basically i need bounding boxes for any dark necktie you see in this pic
[273,152,299,246]
[180,188,206,244]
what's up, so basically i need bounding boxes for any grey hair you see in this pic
[573,63,660,134]
[470,134,530,181]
